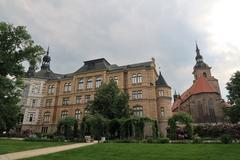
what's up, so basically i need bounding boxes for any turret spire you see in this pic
[195,41,203,62]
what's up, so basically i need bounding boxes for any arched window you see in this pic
[133,106,143,117]
[61,110,68,119]
[75,110,81,120]
[44,112,50,122]
[132,74,137,84]
[197,101,204,123]
[84,109,89,117]
[64,83,71,92]
[137,73,142,83]
[203,72,207,77]
[160,107,165,117]
[96,77,102,88]
[208,99,216,123]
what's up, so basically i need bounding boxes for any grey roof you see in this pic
[32,68,63,80]
[156,72,170,88]
[74,58,111,73]
[109,61,152,71]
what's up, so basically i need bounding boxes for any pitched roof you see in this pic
[156,72,170,88]
[172,76,219,111]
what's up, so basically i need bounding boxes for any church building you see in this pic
[172,44,225,123]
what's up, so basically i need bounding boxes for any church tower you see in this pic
[155,71,172,136]
[192,43,221,94]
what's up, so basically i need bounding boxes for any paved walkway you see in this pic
[0,141,97,160]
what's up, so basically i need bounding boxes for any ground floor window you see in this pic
[133,106,143,117]
[41,127,48,133]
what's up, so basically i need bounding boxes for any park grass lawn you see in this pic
[23,143,240,160]
[0,139,70,154]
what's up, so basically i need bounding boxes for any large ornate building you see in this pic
[20,49,172,136]
[172,44,225,123]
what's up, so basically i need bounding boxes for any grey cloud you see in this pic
[0,0,236,98]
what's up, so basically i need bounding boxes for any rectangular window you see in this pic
[32,99,37,107]
[64,83,71,92]
[160,107,165,117]
[76,96,82,104]
[114,76,118,84]
[85,95,91,103]
[132,90,142,99]
[78,79,84,90]
[41,127,48,133]
[159,90,164,96]
[45,99,52,107]
[62,97,70,106]
[87,79,93,89]
[96,77,102,88]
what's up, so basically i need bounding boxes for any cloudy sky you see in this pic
[1,0,240,99]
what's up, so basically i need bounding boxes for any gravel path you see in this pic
[0,141,97,160]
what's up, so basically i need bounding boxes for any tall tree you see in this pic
[225,71,240,123]
[0,22,44,133]
[87,79,129,119]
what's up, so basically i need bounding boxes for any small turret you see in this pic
[41,47,51,70]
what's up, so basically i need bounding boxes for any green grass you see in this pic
[0,139,70,154]
[23,143,240,160]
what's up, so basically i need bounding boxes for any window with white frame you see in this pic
[42,127,48,133]
[45,99,52,107]
[27,112,35,122]
[78,79,84,90]
[31,84,41,94]
[87,79,93,89]
[133,106,143,117]
[61,111,68,119]
[114,76,118,84]
[85,95,91,103]
[32,99,37,107]
[62,97,70,106]
[76,96,82,104]
[64,82,71,92]
[137,73,142,83]
[75,110,81,120]
[96,77,102,88]
[132,73,142,84]
[48,85,55,94]
[160,107,165,117]
[84,109,89,116]
[43,112,50,122]
[132,90,142,99]
[159,90,164,97]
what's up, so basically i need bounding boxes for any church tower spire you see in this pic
[41,46,51,70]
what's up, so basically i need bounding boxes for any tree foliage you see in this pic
[168,112,193,140]
[57,117,78,139]
[226,71,240,104]
[87,79,129,119]
[0,22,44,133]
[226,71,240,123]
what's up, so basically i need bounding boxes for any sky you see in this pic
[1,0,240,99]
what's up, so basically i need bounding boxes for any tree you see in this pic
[226,71,240,104]
[168,112,193,140]
[87,79,129,119]
[57,117,78,139]
[226,71,240,123]
[0,22,44,133]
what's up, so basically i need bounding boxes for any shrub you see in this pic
[220,134,233,144]
[157,138,170,144]
[192,136,202,144]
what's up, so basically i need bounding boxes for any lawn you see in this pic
[0,139,70,154]
[23,143,240,160]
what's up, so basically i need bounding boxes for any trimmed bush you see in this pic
[192,136,202,144]
[221,134,233,144]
